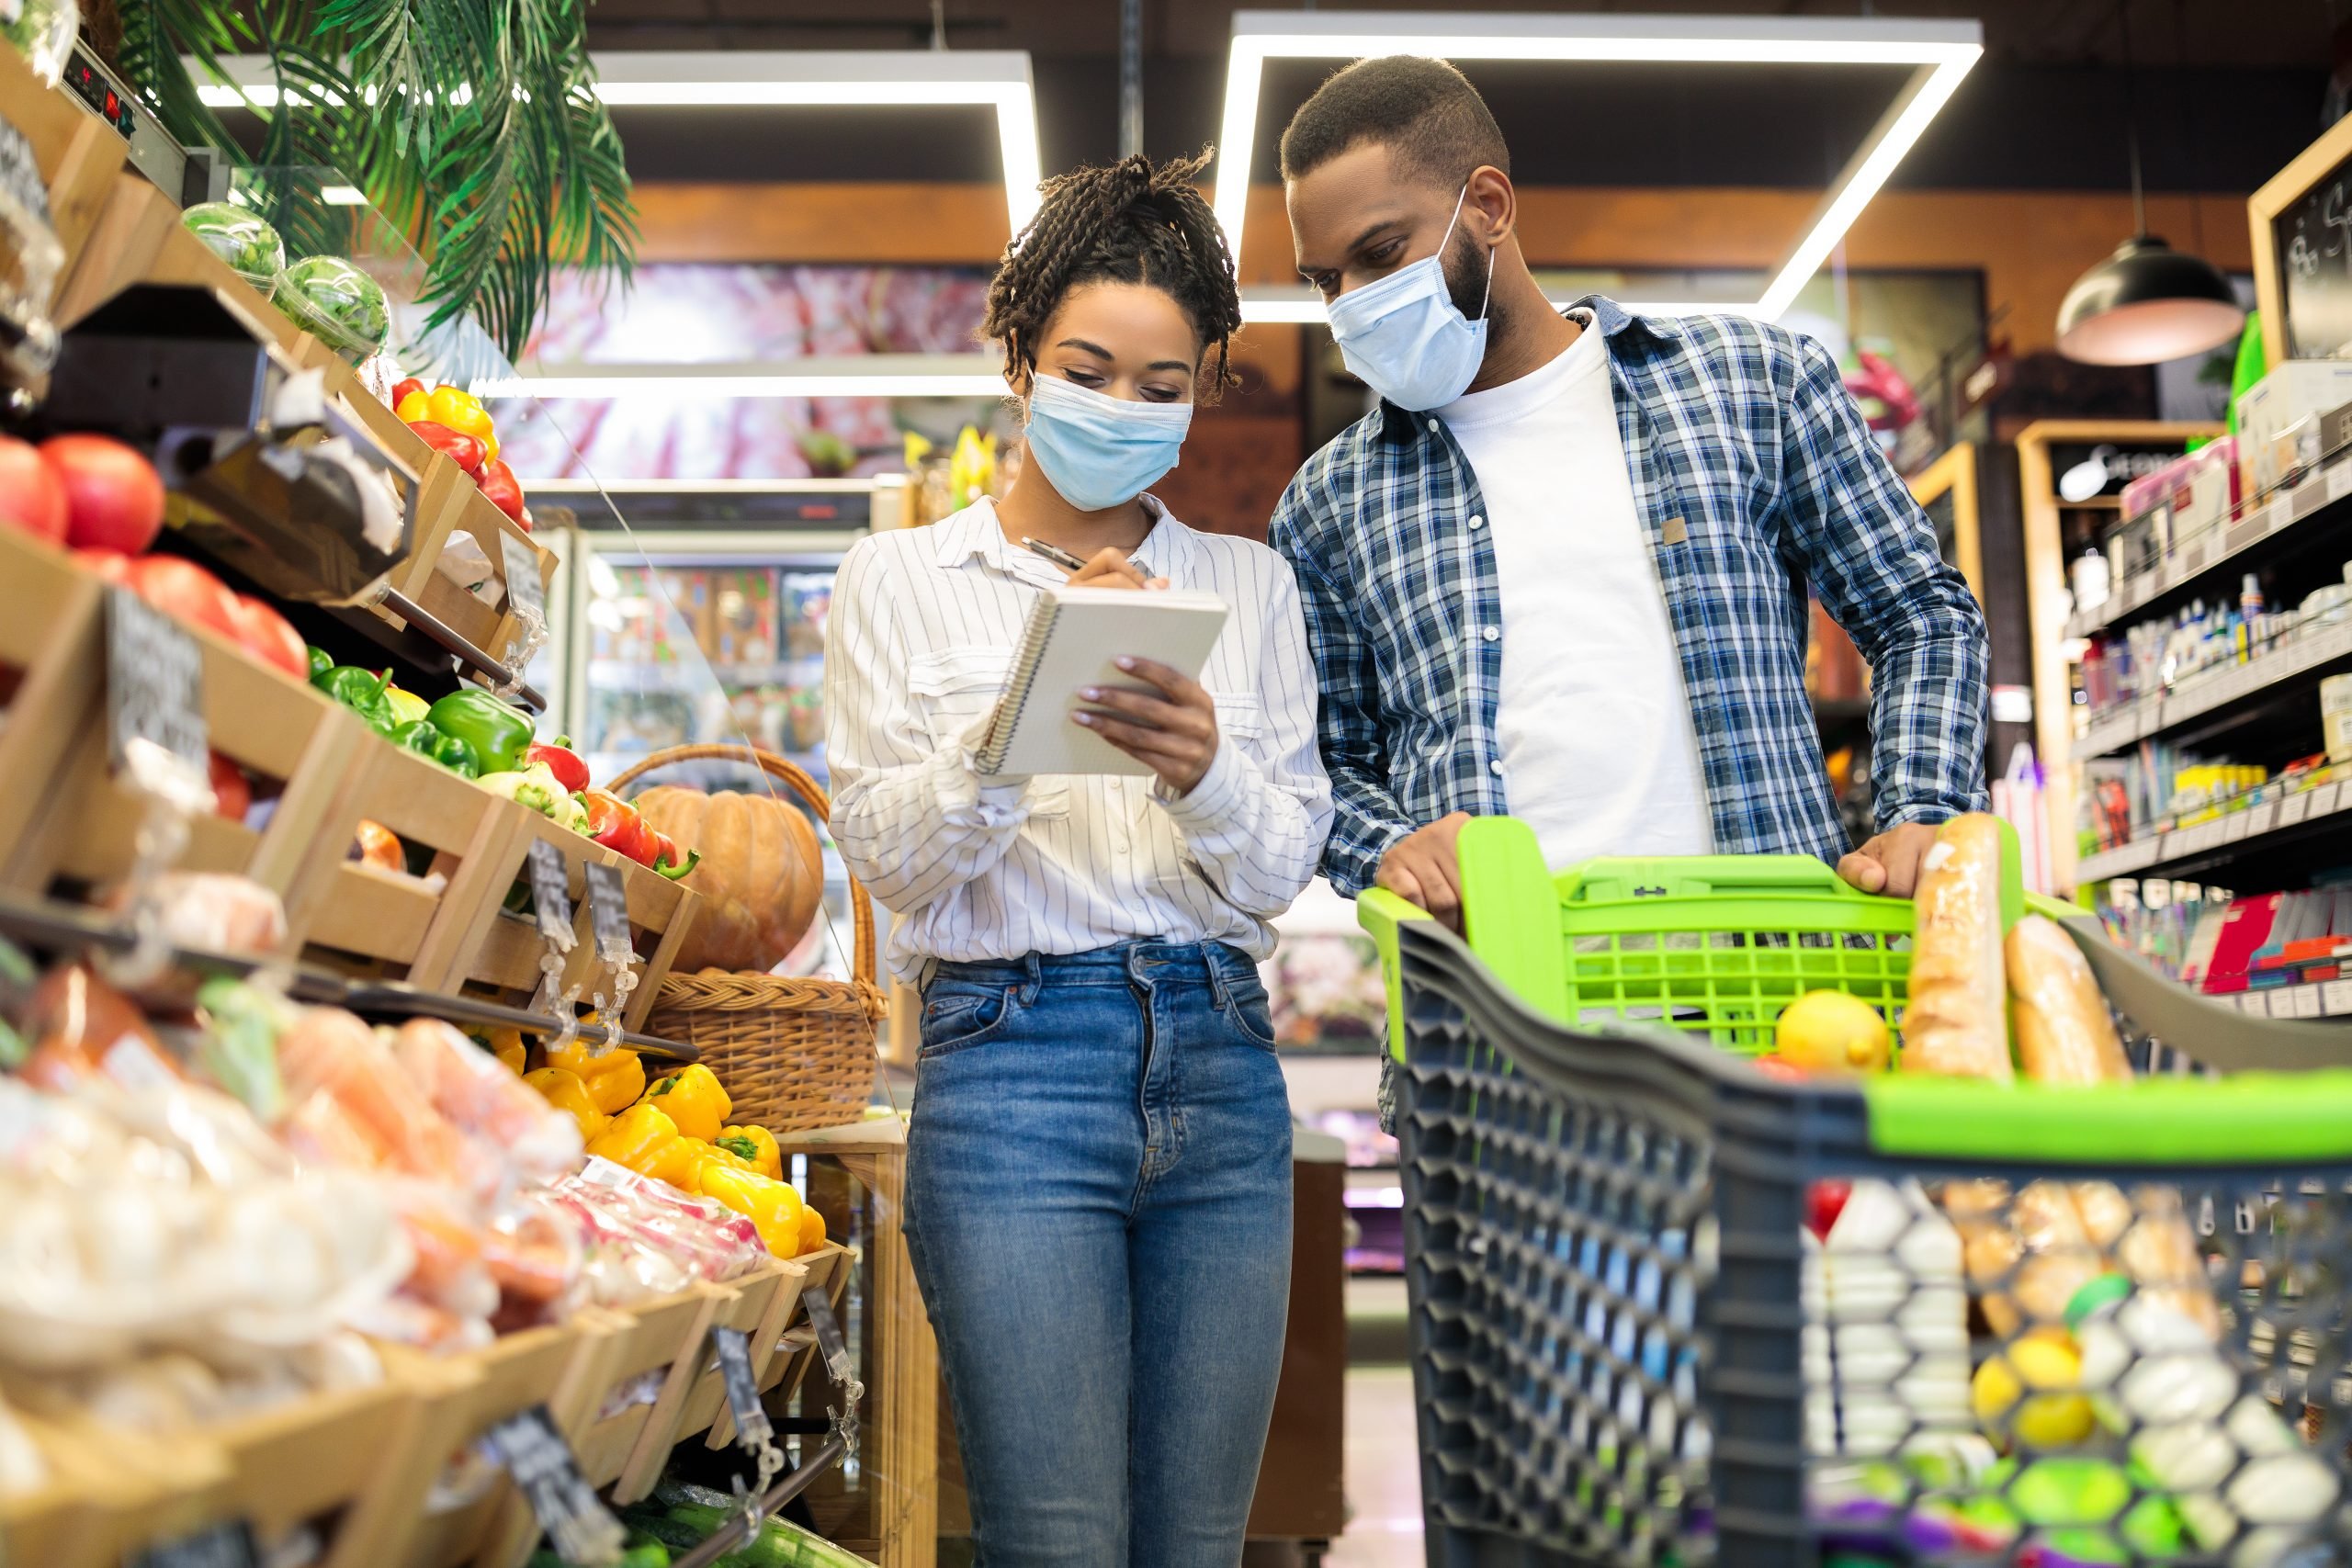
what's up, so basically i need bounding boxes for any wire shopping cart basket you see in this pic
[1357,818,2352,1568]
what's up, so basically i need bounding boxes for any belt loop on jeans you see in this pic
[1018,953,1044,1006]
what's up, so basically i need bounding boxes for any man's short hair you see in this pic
[1278,55,1510,188]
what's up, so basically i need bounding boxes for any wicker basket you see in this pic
[606,743,886,1135]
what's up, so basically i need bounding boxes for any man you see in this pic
[1268,58,1986,1019]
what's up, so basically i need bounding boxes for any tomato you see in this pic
[0,435,67,544]
[40,434,164,555]
[125,556,241,641]
[226,593,307,678]
[209,750,252,821]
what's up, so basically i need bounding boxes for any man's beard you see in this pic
[1442,222,1493,327]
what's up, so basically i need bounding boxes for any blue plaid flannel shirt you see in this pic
[1270,296,1989,902]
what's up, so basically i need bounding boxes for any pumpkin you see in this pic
[632,784,823,973]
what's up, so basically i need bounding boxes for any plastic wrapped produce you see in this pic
[180,201,286,290]
[274,255,391,362]
[276,1006,499,1200]
[546,1156,764,1303]
[388,1017,582,1181]
[0,1077,411,1372]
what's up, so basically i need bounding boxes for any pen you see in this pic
[1020,536,1147,576]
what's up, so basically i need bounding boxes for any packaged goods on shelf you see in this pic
[2236,362,2352,500]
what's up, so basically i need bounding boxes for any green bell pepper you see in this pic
[426,689,536,775]
[311,665,398,733]
[388,719,481,778]
[306,645,333,680]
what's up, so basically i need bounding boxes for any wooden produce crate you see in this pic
[52,171,300,351]
[195,1372,419,1568]
[300,738,529,987]
[0,534,372,952]
[414,808,699,1034]
[756,1242,851,1398]
[338,387,560,674]
[673,1255,805,1450]
[0,1412,232,1568]
[369,1316,615,1568]
[0,37,129,296]
[574,1283,726,1499]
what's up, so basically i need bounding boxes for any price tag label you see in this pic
[2280,792,2313,826]
[525,838,574,944]
[2223,814,2251,842]
[484,1406,623,1564]
[2271,496,2297,534]
[582,861,632,952]
[501,531,545,622]
[106,587,208,777]
[2313,784,2344,818]
[2324,980,2352,1015]
[2244,801,2277,836]
[2297,987,2326,1019]
[2332,463,2352,504]
[710,1325,774,1449]
[130,1520,258,1568]
[2267,990,2298,1019]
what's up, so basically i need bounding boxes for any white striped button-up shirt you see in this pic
[827,498,1333,984]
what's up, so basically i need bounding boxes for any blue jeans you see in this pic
[903,940,1294,1568]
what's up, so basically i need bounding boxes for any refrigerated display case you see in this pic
[536,477,905,981]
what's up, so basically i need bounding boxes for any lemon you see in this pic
[1775,989,1892,1075]
[1973,1331,2096,1449]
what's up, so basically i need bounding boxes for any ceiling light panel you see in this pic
[1215,10,1981,325]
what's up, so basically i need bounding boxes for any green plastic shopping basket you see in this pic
[1360,816,2352,1568]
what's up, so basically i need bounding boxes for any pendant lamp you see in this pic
[2056,2,2244,365]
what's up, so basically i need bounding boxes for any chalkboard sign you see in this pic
[2273,155,2352,361]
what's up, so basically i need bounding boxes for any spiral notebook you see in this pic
[975,585,1230,776]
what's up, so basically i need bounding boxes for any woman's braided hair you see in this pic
[985,151,1242,400]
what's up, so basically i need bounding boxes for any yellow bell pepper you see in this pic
[394,389,431,423]
[546,1037,645,1114]
[584,1101,681,1181]
[425,384,495,443]
[525,1067,608,1140]
[480,1026,527,1077]
[697,1165,806,1258]
[797,1205,826,1257]
[716,1124,781,1180]
[638,1063,730,1144]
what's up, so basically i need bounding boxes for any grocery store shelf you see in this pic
[0,892,700,1060]
[2075,777,2352,883]
[2065,457,2352,642]
[2069,616,2352,761]
[2221,979,2352,1021]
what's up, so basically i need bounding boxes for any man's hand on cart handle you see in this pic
[1837,821,1939,897]
[1376,812,1472,931]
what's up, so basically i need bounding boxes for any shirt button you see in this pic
[1490,759,1507,776]
[1482,626,1499,641]
[1427,418,1441,434]
[1467,514,1484,529]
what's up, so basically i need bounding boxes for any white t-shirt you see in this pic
[1437,314,1713,869]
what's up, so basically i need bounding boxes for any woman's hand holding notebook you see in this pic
[975,585,1228,776]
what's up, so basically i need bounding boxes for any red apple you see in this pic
[0,435,67,544]
[40,434,164,554]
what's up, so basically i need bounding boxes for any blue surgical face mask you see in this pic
[1021,373,1193,513]
[1324,184,1495,412]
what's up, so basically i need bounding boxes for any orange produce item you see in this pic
[276,1007,495,1198]
[353,819,401,872]
[22,963,181,1091]
[632,784,822,972]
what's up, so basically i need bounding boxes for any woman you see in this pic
[826,152,1331,1566]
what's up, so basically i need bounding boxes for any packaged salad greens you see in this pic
[274,254,391,361]
[181,201,286,290]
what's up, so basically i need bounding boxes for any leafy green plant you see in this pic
[105,0,636,358]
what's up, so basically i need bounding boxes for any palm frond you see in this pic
[107,0,638,361]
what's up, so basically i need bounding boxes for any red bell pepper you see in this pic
[650,830,699,881]
[478,457,526,524]
[405,420,487,476]
[209,750,251,821]
[390,377,424,408]
[581,789,657,866]
[525,736,589,792]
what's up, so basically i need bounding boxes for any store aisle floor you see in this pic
[1328,1365,1422,1566]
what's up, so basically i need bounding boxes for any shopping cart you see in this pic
[1357,818,2352,1568]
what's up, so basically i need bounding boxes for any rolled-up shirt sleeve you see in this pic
[1153,559,1333,918]
[824,541,1044,913]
